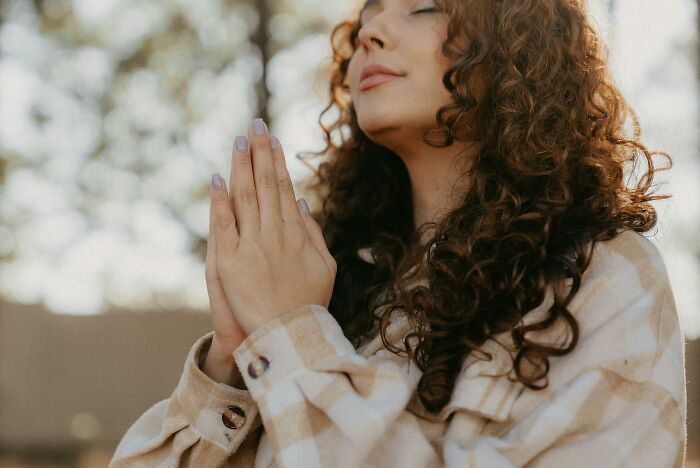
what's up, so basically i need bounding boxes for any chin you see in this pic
[357,118,398,137]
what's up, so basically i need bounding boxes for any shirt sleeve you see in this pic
[231,254,686,468]
[109,331,263,467]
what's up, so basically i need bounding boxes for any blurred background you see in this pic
[0,0,697,466]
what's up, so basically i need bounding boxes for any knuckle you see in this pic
[259,171,277,189]
[236,154,251,169]
[293,218,308,233]
[205,258,221,275]
[261,225,284,243]
[204,267,218,282]
[217,214,234,230]
[213,197,231,214]
[217,261,234,278]
[238,187,258,204]
[277,176,292,192]
[285,217,305,233]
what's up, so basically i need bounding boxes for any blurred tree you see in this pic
[0,0,697,330]
[0,0,354,314]
[0,0,268,313]
[251,0,270,122]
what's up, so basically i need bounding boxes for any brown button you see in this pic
[247,356,270,378]
[222,405,246,429]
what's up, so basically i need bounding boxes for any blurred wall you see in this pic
[0,300,212,451]
[688,338,700,453]
[0,299,698,458]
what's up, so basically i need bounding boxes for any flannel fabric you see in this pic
[110,230,687,467]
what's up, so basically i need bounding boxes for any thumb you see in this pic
[297,198,336,272]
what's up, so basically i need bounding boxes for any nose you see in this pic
[358,29,384,50]
[357,12,392,51]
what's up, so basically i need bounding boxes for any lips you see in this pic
[360,64,403,82]
[359,73,403,91]
[359,64,405,91]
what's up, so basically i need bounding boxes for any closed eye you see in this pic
[359,7,439,29]
[412,7,437,14]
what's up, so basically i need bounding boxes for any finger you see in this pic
[205,214,222,290]
[248,118,282,232]
[229,137,241,213]
[205,221,229,305]
[270,135,301,224]
[206,200,217,274]
[210,173,239,254]
[297,198,336,272]
[231,134,260,238]
[206,196,221,274]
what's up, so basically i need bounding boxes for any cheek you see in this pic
[417,54,451,95]
[409,65,454,114]
[346,55,360,90]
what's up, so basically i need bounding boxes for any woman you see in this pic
[110,0,687,466]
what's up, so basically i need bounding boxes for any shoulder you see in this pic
[477,229,683,396]
[584,229,671,289]
[552,230,683,387]
[570,230,674,341]
[411,230,685,425]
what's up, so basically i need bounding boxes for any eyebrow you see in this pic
[360,0,380,14]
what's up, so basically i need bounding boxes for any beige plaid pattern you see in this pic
[110,230,687,467]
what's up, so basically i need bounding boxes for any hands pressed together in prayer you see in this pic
[202,118,336,385]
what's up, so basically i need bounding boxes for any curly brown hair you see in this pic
[295,0,672,414]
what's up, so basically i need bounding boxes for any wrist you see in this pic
[211,332,243,360]
[202,335,246,388]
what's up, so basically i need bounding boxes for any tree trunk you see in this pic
[252,0,271,123]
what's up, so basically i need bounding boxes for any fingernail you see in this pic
[212,173,224,191]
[251,118,266,135]
[235,136,248,152]
[298,197,310,214]
[270,135,279,148]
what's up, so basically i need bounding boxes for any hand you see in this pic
[209,118,336,336]
[205,188,247,357]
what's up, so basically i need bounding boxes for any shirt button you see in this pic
[247,356,270,378]
[222,405,246,429]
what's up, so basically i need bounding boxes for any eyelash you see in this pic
[359,7,437,28]
[412,7,437,14]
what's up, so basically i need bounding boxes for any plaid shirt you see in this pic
[110,230,687,467]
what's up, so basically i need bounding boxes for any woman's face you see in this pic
[347,0,452,149]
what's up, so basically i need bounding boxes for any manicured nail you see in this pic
[251,118,266,135]
[298,197,310,214]
[235,135,248,152]
[270,135,279,148]
[212,173,224,191]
